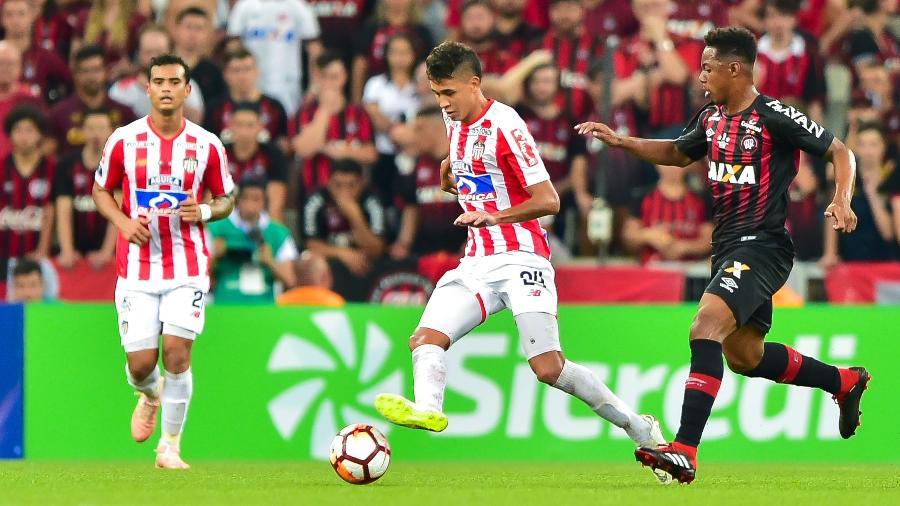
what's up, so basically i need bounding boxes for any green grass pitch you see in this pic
[2,462,899,506]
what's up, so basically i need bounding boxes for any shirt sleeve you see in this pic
[203,137,236,196]
[94,130,125,191]
[275,235,300,262]
[54,157,74,198]
[673,106,713,162]
[362,76,381,105]
[296,0,322,40]
[497,117,550,188]
[764,99,835,158]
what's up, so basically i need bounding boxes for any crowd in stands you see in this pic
[0,0,897,304]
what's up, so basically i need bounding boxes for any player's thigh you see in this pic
[418,280,501,346]
[115,283,162,352]
[514,311,562,361]
[158,285,207,340]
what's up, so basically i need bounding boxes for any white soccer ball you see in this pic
[330,423,391,485]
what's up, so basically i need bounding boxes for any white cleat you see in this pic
[637,414,673,485]
[155,444,190,469]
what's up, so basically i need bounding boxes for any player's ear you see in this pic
[470,75,481,90]
[729,61,741,77]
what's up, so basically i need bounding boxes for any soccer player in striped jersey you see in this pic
[374,41,671,485]
[577,27,869,484]
[92,54,235,469]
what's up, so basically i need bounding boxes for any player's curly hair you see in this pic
[425,41,482,81]
[4,104,48,136]
[704,27,757,65]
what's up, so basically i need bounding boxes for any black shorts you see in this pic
[705,234,794,334]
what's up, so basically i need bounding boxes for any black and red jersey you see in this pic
[204,94,289,143]
[354,21,433,78]
[394,155,466,255]
[533,31,605,120]
[288,101,374,192]
[674,95,835,246]
[224,142,288,184]
[630,186,710,264]
[756,33,825,106]
[308,0,373,59]
[54,151,106,253]
[516,106,587,183]
[0,155,55,259]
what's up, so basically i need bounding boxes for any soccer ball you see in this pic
[330,423,391,484]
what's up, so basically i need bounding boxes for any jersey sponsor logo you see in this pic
[765,99,826,138]
[177,142,201,151]
[0,205,43,231]
[456,174,498,202]
[244,26,298,43]
[451,160,473,175]
[511,129,539,167]
[470,127,493,137]
[719,276,739,293]
[149,175,184,187]
[741,135,759,153]
[126,141,156,149]
[135,189,189,215]
[741,119,762,134]
[708,162,757,185]
[28,178,50,199]
[705,127,715,140]
[724,261,751,279]
[716,132,731,150]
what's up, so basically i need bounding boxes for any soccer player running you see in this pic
[576,27,869,484]
[375,41,671,485]
[92,54,235,469]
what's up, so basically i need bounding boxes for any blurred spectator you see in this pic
[307,0,374,64]
[78,0,149,79]
[667,0,730,42]
[228,0,323,116]
[531,0,605,120]
[173,6,226,106]
[363,33,421,207]
[54,108,116,270]
[8,258,46,302]
[621,163,712,264]
[158,0,223,31]
[822,123,900,267]
[303,159,386,301]
[31,0,77,59]
[47,45,136,156]
[419,0,449,43]
[458,0,514,77]
[351,0,433,102]
[290,53,376,195]
[2,0,72,105]
[223,102,289,221]
[205,48,289,149]
[392,106,466,259]
[786,154,824,260]
[613,0,700,138]
[208,175,299,303]
[847,60,900,149]
[491,0,543,57]
[276,250,346,306]
[840,0,899,73]
[582,0,638,43]
[0,106,55,263]
[108,24,205,123]
[755,0,826,122]
[385,61,439,153]
[0,41,44,159]
[517,63,591,252]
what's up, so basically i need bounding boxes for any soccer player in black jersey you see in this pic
[576,27,870,484]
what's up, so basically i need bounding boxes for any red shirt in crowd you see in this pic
[0,154,55,260]
[21,44,72,105]
[533,31,605,120]
[204,95,289,143]
[224,142,288,184]
[583,0,638,41]
[631,186,710,264]
[355,21,433,77]
[48,95,136,155]
[394,154,467,255]
[756,32,825,106]
[53,151,107,253]
[517,106,587,184]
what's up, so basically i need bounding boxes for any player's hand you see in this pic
[454,210,498,228]
[86,250,114,269]
[824,198,857,233]
[574,122,624,147]
[389,241,411,260]
[57,249,82,269]
[338,248,370,276]
[440,158,458,195]
[818,252,841,270]
[119,216,152,246]
[257,243,275,268]
[180,190,202,223]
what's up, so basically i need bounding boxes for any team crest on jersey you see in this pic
[183,157,199,173]
[28,179,49,199]
[740,135,759,153]
[708,161,757,185]
[473,141,485,160]
[456,174,497,202]
[135,189,189,215]
[511,129,539,167]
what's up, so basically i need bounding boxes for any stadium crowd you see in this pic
[0,0,897,304]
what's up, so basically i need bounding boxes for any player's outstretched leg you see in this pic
[724,327,871,439]
[126,352,162,443]
[517,312,672,485]
[156,332,193,469]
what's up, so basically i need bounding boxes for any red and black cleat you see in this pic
[834,366,870,439]
[635,443,697,484]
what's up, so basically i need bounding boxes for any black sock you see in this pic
[744,342,841,394]
[674,339,723,448]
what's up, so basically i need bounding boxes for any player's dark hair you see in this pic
[331,159,364,178]
[856,121,886,138]
[704,27,757,65]
[81,107,113,126]
[849,0,880,14]
[147,53,192,82]
[73,44,105,66]
[385,33,420,80]
[765,0,801,14]
[177,6,209,24]
[316,51,346,71]
[231,101,261,117]
[461,0,492,15]
[238,172,267,192]
[416,105,444,119]
[4,104,48,136]
[523,63,559,103]
[12,258,42,278]
[426,41,482,81]
[223,47,255,67]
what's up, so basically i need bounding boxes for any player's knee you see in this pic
[531,361,562,385]
[162,346,191,373]
[689,308,729,342]
[408,329,450,352]
[128,360,157,381]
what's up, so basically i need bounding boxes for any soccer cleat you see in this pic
[636,415,674,485]
[155,444,190,469]
[130,389,161,443]
[374,393,448,432]
[635,443,697,484]
[834,366,870,439]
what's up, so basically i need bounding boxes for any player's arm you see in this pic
[823,139,858,234]
[574,121,696,167]
[93,183,150,245]
[182,139,236,223]
[456,180,560,227]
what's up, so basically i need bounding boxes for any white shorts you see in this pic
[114,279,207,352]
[418,251,559,357]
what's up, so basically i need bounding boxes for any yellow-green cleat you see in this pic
[374,393,448,432]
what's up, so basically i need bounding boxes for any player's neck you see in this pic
[178,48,200,67]
[12,149,41,174]
[462,95,491,124]
[722,86,759,116]
[233,141,258,159]
[658,179,686,199]
[149,110,186,139]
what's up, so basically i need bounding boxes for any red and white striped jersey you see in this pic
[446,99,552,259]
[95,117,235,290]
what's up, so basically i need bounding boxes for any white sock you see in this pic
[159,368,192,449]
[552,360,649,442]
[412,344,447,412]
[126,364,160,398]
